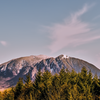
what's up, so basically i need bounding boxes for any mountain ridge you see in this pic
[0,54,100,89]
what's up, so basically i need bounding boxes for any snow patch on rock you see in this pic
[62,55,70,59]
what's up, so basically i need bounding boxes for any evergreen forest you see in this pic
[0,67,100,100]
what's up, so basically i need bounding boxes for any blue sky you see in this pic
[0,1,100,68]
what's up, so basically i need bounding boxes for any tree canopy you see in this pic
[0,67,100,100]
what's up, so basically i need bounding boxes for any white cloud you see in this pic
[45,4,100,53]
[0,41,7,46]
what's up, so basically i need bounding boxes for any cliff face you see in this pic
[0,54,100,89]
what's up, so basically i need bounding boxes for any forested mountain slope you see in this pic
[0,54,100,89]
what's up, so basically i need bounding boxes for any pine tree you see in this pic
[24,73,33,97]
[80,66,88,83]
[77,67,88,92]
[92,73,100,99]
[70,69,77,86]
[24,73,31,85]
[59,67,69,85]
[6,89,14,100]
[85,85,93,100]
[88,70,93,86]
[70,85,79,100]
[52,73,60,99]
[14,77,23,100]
[33,69,44,99]
[2,90,8,100]
[61,83,71,100]
[0,92,3,100]
[42,70,53,100]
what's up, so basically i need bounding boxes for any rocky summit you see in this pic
[0,54,100,89]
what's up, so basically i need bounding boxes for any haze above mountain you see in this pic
[0,54,100,89]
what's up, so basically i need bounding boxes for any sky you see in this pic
[0,0,100,68]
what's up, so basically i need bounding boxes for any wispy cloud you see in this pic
[0,41,8,46]
[45,4,100,53]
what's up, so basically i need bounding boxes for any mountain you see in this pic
[0,54,100,89]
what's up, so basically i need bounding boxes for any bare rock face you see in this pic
[0,54,100,89]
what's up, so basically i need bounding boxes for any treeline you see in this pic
[0,67,100,100]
